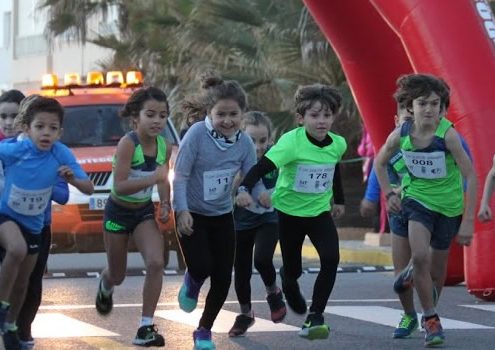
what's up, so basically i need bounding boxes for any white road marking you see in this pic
[32,313,118,338]
[325,306,494,329]
[155,309,299,333]
[460,304,495,312]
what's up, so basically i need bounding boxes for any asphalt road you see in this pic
[3,267,494,350]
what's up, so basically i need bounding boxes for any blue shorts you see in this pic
[401,198,462,250]
[103,197,155,234]
[388,211,408,237]
[0,214,41,255]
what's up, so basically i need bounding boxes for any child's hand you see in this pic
[258,191,272,208]
[176,211,193,237]
[360,199,377,217]
[386,192,401,214]
[236,192,254,208]
[154,165,168,184]
[456,219,474,246]
[477,204,492,222]
[58,166,74,182]
[332,204,345,219]
[159,201,171,223]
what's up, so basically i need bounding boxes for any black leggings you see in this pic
[278,211,339,314]
[177,212,235,330]
[234,223,278,309]
[18,225,51,341]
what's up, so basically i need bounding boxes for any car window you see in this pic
[61,105,179,147]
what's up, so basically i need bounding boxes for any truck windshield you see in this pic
[61,105,178,147]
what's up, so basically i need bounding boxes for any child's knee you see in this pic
[6,244,27,262]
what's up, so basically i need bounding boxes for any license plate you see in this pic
[89,195,108,210]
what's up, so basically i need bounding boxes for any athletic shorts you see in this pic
[103,197,155,234]
[401,198,462,250]
[388,211,408,237]
[0,214,41,255]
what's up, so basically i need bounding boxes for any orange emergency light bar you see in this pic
[64,72,81,86]
[40,70,143,90]
[106,71,124,86]
[126,70,143,86]
[41,74,59,88]
[86,71,105,86]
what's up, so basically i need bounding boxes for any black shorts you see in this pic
[103,197,155,234]
[0,214,41,255]
[401,198,462,250]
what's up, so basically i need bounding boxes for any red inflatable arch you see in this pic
[304,0,495,300]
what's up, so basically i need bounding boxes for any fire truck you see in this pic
[33,70,184,269]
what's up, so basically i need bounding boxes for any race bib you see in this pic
[203,168,237,201]
[402,150,447,179]
[128,169,154,200]
[8,184,52,216]
[293,163,335,193]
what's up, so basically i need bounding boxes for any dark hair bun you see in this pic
[200,73,224,90]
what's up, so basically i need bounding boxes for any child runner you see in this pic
[0,90,25,141]
[478,155,495,222]
[374,73,477,347]
[94,87,172,347]
[0,96,93,348]
[0,95,69,350]
[391,102,473,340]
[173,74,259,350]
[228,111,286,337]
[236,84,347,340]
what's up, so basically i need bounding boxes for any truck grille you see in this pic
[89,172,111,186]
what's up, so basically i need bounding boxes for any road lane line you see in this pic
[460,304,495,312]
[325,306,494,329]
[32,313,119,337]
[155,309,299,333]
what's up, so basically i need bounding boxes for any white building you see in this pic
[0,0,116,92]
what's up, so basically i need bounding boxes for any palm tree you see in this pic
[40,0,362,148]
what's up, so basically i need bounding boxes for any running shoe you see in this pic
[266,288,287,323]
[298,313,330,340]
[132,324,165,347]
[178,271,204,313]
[193,327,216,350]
[95,279,113,315]
[19,338,35,350]
[2,328,21,350]
[228,313,255,337]
[393,262,414,294]
[423,315,444,347]
[393,313,418,338]
[280,267,307,314]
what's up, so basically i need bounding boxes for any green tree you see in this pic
[40,0,362,151]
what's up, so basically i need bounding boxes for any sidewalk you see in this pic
[47,227,392,273]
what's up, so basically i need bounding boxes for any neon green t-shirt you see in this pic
[265,127,347,217]
[400,118,463,217]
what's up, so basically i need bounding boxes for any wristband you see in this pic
[385,191,397,200]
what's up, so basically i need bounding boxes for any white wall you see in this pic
[10,0,116,91]
[0,1,13,90]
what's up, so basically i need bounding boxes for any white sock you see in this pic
[140,316,154,327]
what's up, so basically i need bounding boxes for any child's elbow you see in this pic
[80,181,94,195]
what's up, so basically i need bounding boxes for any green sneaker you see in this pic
[298,313,330,340]
[393,313,419,338]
